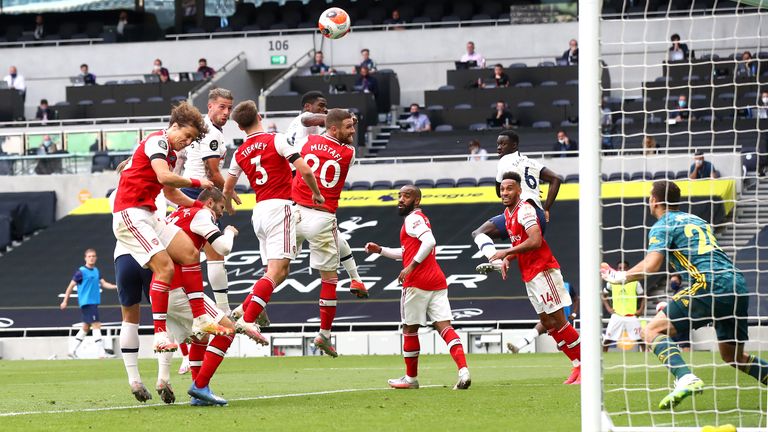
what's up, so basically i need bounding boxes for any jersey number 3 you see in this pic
[250,156,268,185]
[684,223,720,255]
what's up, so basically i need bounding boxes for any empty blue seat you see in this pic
[540,80,558,86]
[532,121,552,128]
[509,63,527,68]
[514,81,533,88]
[517,101,535,108]
[454,103,472,109]
[564,174,579,183]
[456,177,477,187]
[124,97,141,104]
[438,85,455,91]
[653,171,675,180]
[538,61,556,67]
[234,184,249,194]
[630,171,651,181]
[478,177,496,186]
[434,178,455,188]
[371,180,392,190]
[349,181,372,190]
[552,99,572,107]
[414,179,435,189]
[427,105,444,111]
[676,170,690,179]
[393,179,411,189]
[343,181,351,190]
[607,172,629,182]
[435,124,454,132]
[78,100,94,105]
[469,123,487,131]
[146,96,164,103]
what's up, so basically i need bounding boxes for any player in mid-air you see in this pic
[291,108,360,357]
[286,91,368,299]
[224,100,324,344]
[600,180,768,409]
[59,248,117,359]
[364,185,470,390]
[488,172,581,385]
[474,130,564,351]
[159,187,239,406]
[112,102,216,353]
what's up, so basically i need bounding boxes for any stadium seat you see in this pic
[454,103,472,110]
[234,184,249,194]
[552,99,572,107]
[456,177,478,187]
[532,121,552,128]
[509,63,527,68]
[101,99,116,104]
[343,181,351,191]
[618,117,635,125]
[560,120,578,127]
[171,96,187,103]
[427,105,444,111]
[517,101,535,108]
[514,81,533,88]
[350,181,372,191]
[469,123,487,131]
[124,97,141,104]
[652,171,675,180]
[564,174,579,183]
[438,85,455,91]
[371,180,392,190]
[393,179,411,189]
[414,179,435,189]
[77,100,93,106]
[630,171,651,181]
[146,96,164,103]
[478,177,496,186]
[538,61,556,67]
[676,170,690,179]
[91,152,111,173]
[434,178,455,188]
[540,80,558,86]
[565,79,579,85]
[435,124,454,132]
[607,172,630,182]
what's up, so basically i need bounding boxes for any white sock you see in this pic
[73,328,87,352]
[473,233,497,261]
[338,237,361,280]
[458,366,469,376]
[157,351,173,383]
[120,322,141,384]
[207,260,230,308]
[319,329,331,338]
[405,375,416,382]
[92,327,104,349]
[514,327,542,351]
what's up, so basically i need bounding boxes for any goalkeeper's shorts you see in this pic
[667,272,749,343]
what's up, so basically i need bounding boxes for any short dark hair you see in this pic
[80,63,88,69]
[469,139,480,148]
[361,48,370,54]
[410,103,420,109]
[694,149,704,156]
[199,58,207,63]
[557,129,568,136]
[198,187,224,203]
[169,101,208,141]
[650,180,681,209]
[498,130,519,145]
[671,33,680,41]
[84,248,96,255]
[301,91,325,108]
[494,63,503,69]
[231,100,260,129]
[501,171,522,184]
[40,99,48,105]
[325,108,353,129]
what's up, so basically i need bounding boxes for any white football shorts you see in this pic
[112,207,167,267]
[251,199,298,262]
[401,287,453,326]
[525,268,572,315]
[295,205,339,272]
[604,314,642,341]
[166,288,226,343]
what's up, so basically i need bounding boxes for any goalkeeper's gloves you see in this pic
[600,263,627,284]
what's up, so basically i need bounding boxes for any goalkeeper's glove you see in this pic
[600,263,627,284]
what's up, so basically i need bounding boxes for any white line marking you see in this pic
[0,385,445,417]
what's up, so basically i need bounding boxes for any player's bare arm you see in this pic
[151,158,213,189]
[293,157,325,205]
[600,251,664,284]
[59,280,76,309]
[636,292,647,317]
[100,279,118,290]
[539,167,563,222]
[222,172,242,215]
[204,157,225,189]
[163,185,196,208]
[301,113,327,127]
[601,292,615,315]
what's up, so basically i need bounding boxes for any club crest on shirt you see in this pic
[210,140,219,151]
[158,140,168,150]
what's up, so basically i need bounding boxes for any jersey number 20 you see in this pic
[304,154,341,188]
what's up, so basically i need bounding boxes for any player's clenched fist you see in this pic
[224,225,239,237]
[364,242,382,254]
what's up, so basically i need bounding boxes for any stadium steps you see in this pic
[366,125,400,156]
[717,178,768,249]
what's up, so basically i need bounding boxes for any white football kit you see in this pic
[496,151,545,209]
[182,115,226,180]
[285,112,324,146]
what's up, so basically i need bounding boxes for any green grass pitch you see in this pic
[0,353,765,431]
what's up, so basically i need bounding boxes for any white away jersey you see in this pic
[182,115,226,180]
[496,151,544,209]
[110,188,168,260]
[285,112,324,146]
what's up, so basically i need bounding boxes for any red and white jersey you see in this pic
[399,210,447,290]
[114,130,177,213]
[505,200,560,282]
[292,134,355,213]
[166,203,219,251]
[227,132,299,202]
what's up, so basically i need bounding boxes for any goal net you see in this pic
[580,1,768,431]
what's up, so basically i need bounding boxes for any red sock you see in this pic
[403,332,420,378]
[189,340,206,381]
[319,278,338,332]
[243,277,276,323]
[440,326,467,370]
[549,322,581,367]
[150,277,171,333]
[179,342,189,357]
[195,334,233,388]
[181,263,205,318]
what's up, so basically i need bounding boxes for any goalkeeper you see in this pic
[601,180,767,409]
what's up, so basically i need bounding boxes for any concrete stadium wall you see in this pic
[0,153,741,218]
[3,14,757,118]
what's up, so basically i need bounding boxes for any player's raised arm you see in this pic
[539,167,563,221]
[162,185,196,208]
[301,112,327,127]
[600,252,664,284]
